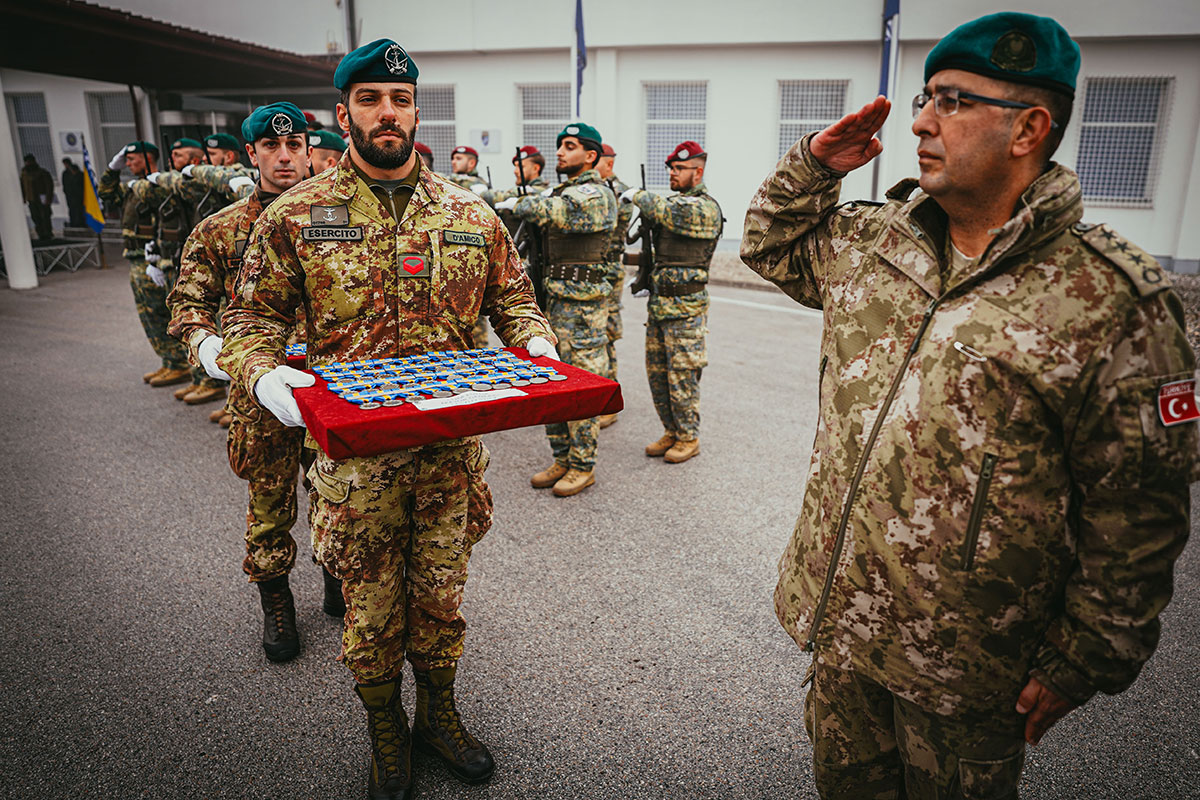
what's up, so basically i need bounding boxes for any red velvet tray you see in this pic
[294,347,623,459]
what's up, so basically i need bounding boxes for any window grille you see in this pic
[644,82,706,190]
[1076,76,1172,206]
[6,93,55,180]
[415,85,456,172]
[85,91,137,170]
[519,84,570,181]
[778,80,848,158]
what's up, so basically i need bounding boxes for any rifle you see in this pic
[511,147,547,309]
[626,163,655,295]
[485,166,493,189]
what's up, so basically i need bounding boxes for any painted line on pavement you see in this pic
[710,294,823,318]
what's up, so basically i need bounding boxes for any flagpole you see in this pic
[871,0,901,201]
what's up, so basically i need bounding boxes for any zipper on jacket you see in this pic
[804,297,940,651]
[817,354,828,406]
[961,453,998,571]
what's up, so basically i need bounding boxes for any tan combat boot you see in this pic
[645,433,676,457]
[354,679,414,800]
[598,412,619,429]
[184,385,227,405]
[143,366,166,383]
[208,406,226,423]
[218,413,233,428]
[174,383,200,400]
[148,367,190,387]
[552,468,595,497]
[664,437,700,463]
[413,666,494,784]
[531,462,568,489]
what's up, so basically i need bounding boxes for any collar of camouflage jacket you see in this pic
[330,149,434,224]
[562,168,601,187]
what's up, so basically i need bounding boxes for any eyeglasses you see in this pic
[912,88,1059,129]
[666,164,698,173]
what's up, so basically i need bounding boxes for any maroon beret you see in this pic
[665,141,705,163]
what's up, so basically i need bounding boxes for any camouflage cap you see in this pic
[925,12,1080,97]
[556,122,602,152]
[241,102,308,143]
[124,141,159,157]
[334,39,419,90]
[308,129,347,153]
[170,137,203,151]
[204,132,240,152]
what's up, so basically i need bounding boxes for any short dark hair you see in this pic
[1007,85,1073,162]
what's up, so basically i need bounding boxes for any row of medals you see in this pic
[302,346,567,410]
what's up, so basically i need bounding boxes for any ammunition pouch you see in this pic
[653,228,718,269]
[544,229,610,266]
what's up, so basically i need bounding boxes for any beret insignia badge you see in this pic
[271,113,294,135]
[991,29,1037,73]
[384,44,409,75]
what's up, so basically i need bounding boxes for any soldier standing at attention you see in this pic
[595,142,631,428]
[218,40,557,799]
[309,128,348,175]
[204,132,244,168]
[740,13,1196,798]
[99,141,191,388]
[444,144,486,191]
[497,123,618,496]
[622,141,721,463]
[167,102,340,664]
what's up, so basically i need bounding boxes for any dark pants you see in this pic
[65,196,85,228]
[28,202,52,240]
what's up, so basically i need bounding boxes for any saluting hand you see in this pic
[809,95,891,174]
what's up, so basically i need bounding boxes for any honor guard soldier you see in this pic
[98,141,192,387]
[204,132,242,167]
[309,128,348,175]
[217,40,556,799]
[168,102,337,664]
[496,123,618,496]
[741,13,1197,798]
[414,141,434,170]
[595,142,631,427]
[444,145,487,191]
[621,141,722,463]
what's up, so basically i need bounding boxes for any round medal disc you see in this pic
[382,398,405,407]
[529,376,548,384]
[359,402,381,410]
[548,373,568,381]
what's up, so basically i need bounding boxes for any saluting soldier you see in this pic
[309,128,348,175]
[595,142,631,427]
[497,123,618,496]
[217,40,557,799]
[443,144,487,191]
[98,141,191,388]
[167,102,340,664]
[204,132,243,167]
[741,13,1197,798]
[621,141,721,463]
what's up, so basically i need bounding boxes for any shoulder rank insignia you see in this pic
[1072,222,1167,297]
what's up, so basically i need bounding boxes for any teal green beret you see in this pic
[308,129,347,153]
[925,12,1080,97]
[204,133,240,152]
[241,102,308,143]
[170,137,203,150]
[334,39,419,90]
[556,122,603,151]
[124,141,159,156]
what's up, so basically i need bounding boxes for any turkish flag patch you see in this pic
[1157,379,1200,426]
[398,253,429,278]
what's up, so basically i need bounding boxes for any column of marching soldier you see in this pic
[96,13,1200,800]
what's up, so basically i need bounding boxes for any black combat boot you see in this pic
[257,575,299,662]
[412,665,495,784]
[354,679,414,800]
[323,567,346,617]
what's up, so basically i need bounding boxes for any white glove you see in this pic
[526,335,559,361]
[254,365,315,427]
[620,187,638,203]
[628,279,649,298]
[540,187,554,198]
[108,149,126,171]
[229,176,255,194]
[146,172,161,185]
[146,264,166,287]
[197,335,232,381]
[182,164,196,178]
[143,241,160,265]
[470,183,488,193]
[494,197,518,211]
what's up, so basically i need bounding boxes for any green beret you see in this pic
[556,122,602,151]
[124,141,159,157]
[925,12,1080,97]
[334,39,419,91]
[204,133,240,152]
[170,137,203,151]
[241,102,308,143]
[309,129,347,153]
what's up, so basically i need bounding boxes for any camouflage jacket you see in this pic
[443,170,486,192]
[218,152,554,422]
[741,135,1196,714]
[158,165,246,221]
[98,168,154,258]
[513,168,617,303]
[480,175,550,206]
[605,176,633,276]
[632,182,722,320]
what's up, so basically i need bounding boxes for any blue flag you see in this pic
[575,0,587,116]
[80,137,106,234]
[877,0,901,98]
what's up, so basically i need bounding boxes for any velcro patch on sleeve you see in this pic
[1158,379,1200,426]
[443,230,485,247]
[302,226,364,241]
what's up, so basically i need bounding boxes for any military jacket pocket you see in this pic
[432,232,487,326]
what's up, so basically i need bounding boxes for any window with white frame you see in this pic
[779,80,848,159]
[85,91,137,168]
[518,83,570,181]
[6,93,55,179]
[415,85,456,173]
[1076,76,1173,206]
[644,82,706,190]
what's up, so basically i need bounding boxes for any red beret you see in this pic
[414,141,432,156]
[665,141,705,163]
[452,145,478,157]
[303,111,317,125]
[513,145,541,162]
[601,143,616,157]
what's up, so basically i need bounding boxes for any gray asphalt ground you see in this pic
[1,254,1198,799]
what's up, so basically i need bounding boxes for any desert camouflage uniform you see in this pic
[442,170,485,191]
[98,168,189,371]
[632,182,722,441]
[513,167,617,471]
[741,135,1196,797]
[218,153,553,682]
[602,176,633,380]
[167,186,305,582]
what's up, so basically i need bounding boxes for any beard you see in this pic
[347,111,415,170]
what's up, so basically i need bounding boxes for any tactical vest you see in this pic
[651,192,722,269]
[542,181,610,265]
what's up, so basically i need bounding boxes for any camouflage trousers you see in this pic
[128,258,188,370]
[306,440,493,683]
[545,296,611,471]
[226,412,306,582]
[604,266,625,382]
[160,264,226,391]
[645,314,707,440]
[471,315,490,349]
[805,660,1025,800]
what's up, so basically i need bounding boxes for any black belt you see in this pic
[546,263,604,282]
[655,281,707,297]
